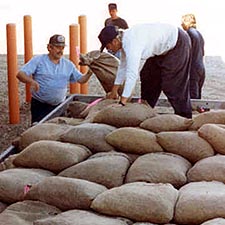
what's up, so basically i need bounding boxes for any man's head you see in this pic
[108,3,118,19]
[47,34,66,60]
[98,26,119,52]
[181,14,197,30]
[49,34,66,47]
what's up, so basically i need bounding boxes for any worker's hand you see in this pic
[86,68,93,76]
[106,91,119,99]
[30,80,39,92]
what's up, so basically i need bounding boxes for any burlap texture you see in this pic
[140,114,193,133]
[59,123,116,153]
[187,154,225,183]
[0,200,61,225]
[58,152,131,188]
[0,168,54,203]
[91,182,178,223]
[189,110,225,130]
[18,123,72,150]
[201,218,225,225]
[125,152,191,188]
[34,209,132,225]
[93,103,157,127]
[198,123,225,154]
[25,176,107,211]
[156,131,215,163]
[79,50,124,95]
[105,127,163,154]
[174,181,225,224]
[13,140,92,173]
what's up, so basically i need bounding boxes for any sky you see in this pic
[0,0,224,60]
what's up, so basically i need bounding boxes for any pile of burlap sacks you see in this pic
[1,97,225,225]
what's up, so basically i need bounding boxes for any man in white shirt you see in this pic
[98,23,192,118]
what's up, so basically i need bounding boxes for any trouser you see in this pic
[31,98,59,123]
[190,67,205,99]
[140,28,192,118]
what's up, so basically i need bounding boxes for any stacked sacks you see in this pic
[3,99,225,224]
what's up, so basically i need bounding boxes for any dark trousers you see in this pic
[140,28,192,118]
[31,98,58,123]
[190,67,205,99]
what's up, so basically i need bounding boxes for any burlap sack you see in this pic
[0,168,54,203]
[18,123,73,150]
[58,152,131,188]
[45,117,84,126]
[0,201,7,213]
[105,127,163,154]
[13,140,92,173]
[25,176,107,211]
[201,218,225,225]
[59,123,116,153]
[189,110,225,130]
[156,131,215,163]
[174,181,225,224]
[34,209,132,225]
[187,154,225,183]
[79,50,124,95]
[198,123,225,154]
[81,99,118,123]
[0,200,61,225]
[125,152,191,188]
[0,153,18,171]
[65,101,89,118]
[140,114,193,133]
[91,182,178,223]
[93,103,157,128]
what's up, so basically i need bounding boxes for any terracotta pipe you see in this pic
[6,23,20,124]
[69,24,81,93]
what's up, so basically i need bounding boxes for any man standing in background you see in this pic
[181,13,205,99]
[104,3,128,30]
[104,3,128,58]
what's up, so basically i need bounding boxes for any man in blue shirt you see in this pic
[17,34,92,124]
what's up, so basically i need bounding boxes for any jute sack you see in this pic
[93,103,157,128]
[189,110,225,131]
[65,101,89,118]
[140,114,193,133]
[91,182,178,224]
[198,123,225,154]
[105,127,163,154]
[0,153,18,171]
[18,123,73,150]
[59,123,116,153]
[0,201,7,213]
[79,50,124,95]
[45,117,84,126]
[83,99,118,123]
[34,209,132,225]
[174,181,225,224]
[201,218,225,225]
[58,152,131,188]
[13,140,92,173]
[0,200,61,225]
[25,176,107,211]
[187,154,225,183]
[125,152,191,188]
[156,131,215,163]
[0,168,54,203]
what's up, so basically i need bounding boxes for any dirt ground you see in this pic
[1,55,225,153]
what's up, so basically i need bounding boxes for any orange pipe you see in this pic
[69,24,80,94]
[23,15,33,102]
[6,24,20,124]
[78,15,88,94]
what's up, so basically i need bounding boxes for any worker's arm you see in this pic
[16,71,39,92]
[77,69,93,84]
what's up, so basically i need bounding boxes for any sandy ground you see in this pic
[1,55,225,152]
